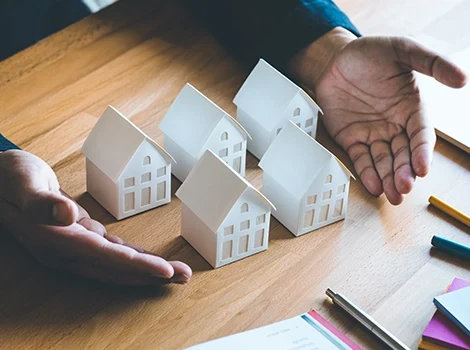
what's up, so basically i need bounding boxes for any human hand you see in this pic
[289,29,467,205]
[0,150,192,285]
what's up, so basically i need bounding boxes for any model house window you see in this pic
[143,156,151,165]
[334,198,344,217]
[325,174,332,184]
[319,205,329,223]
[233,142,242,153]
[238,235,249,254]
[305,118,313,127]
[337,184,346,195]
[141,172,151,183]
[254,229,264,248]
[124,192,135,212]
[157,181,166,201]
[295,122,301,128]
[157,166,166,178]
[307,194,317,205]
[241,203,249,213]
[294,107,301,116]
[240,219,250,231]
[304,209,315,228]
[256,214,266,225]
[219,148,228,158]
[222,240,233,260]
[233,157,242,173]
[221,132,228,141]
[224,225,234,236]
[141,187,151,206]
[124,177,135,188]
[322,190,332,200]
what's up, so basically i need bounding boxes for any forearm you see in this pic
[188,0,360,71]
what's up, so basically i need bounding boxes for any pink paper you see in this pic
[422,278,470,350]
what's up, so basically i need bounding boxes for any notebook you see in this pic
[434,286,470,337]
[186,310,361,350]
[417,46,470,154]
[422,278,470,350]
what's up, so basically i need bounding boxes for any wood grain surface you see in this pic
[0,0,469,348]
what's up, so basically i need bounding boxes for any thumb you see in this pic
[0,150,79,225]
[22,189,79,226]
[391,37,468,88]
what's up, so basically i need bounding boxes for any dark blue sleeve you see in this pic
[0,134,20,151]
[0,0,91,61]
[187,0,360,70]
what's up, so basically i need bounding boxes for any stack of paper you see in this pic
[419,278,470,350]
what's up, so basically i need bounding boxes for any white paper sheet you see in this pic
[186,313,354,350]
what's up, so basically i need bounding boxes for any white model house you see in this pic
[176,150,275,268]
[233,59,322,159]
[259,122,354,236]
[160,83,251,182]
[81,106,175,220]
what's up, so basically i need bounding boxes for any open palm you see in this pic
[315,37,467,204]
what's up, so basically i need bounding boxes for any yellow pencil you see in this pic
[429,195,470,228]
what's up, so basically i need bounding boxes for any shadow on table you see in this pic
[0,233,173,331]
[429,247,470,270]
[76,192,116,226]
[426,205,470,235]
[156,235,213,273]
[435,139,470,172]
[320,298,385,348]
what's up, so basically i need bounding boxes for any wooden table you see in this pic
[1,0,469,348]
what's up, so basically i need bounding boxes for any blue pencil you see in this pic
[431,235,470,260]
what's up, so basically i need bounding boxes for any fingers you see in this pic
[169,261,192,284]
[348,143,383,196]
[391,133,415,194]
[406,111,436,177]
[391,37,468,88]
[78,217,107,236]
[0,150,79,225]
[63,238,192,285]
[63,228,176,279]
[370,141,404,205]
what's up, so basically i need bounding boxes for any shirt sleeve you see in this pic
[187,0,360,70]
[0,134,20,151]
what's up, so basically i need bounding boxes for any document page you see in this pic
[187,313,357,350]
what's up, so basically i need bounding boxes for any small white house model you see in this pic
[160,83,251,182]
[233,59,323,159]
[81,106,175,220]
[259,122,355,236]
[176,150,275,268]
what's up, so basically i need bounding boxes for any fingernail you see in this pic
[52,202,67,224]
[170,274,190,284]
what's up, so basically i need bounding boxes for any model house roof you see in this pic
[233,59,323,132]
[176,150,274,233]
[81,106,174,183]
[159,83,250,158]
[259,122,354,199]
